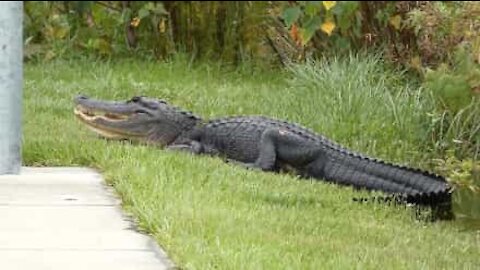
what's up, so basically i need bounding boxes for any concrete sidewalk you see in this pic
[0,167,174,270]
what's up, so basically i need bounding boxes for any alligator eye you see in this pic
[131,96,141,102]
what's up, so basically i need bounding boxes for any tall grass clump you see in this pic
[284,53,434,167]
[284,53,479,221]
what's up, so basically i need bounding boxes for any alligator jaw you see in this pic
[74,105,129,122]
[73,104,146,139]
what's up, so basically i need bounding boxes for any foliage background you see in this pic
[21,1,480,110]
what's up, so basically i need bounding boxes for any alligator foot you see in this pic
[225,159,262,171]
[166,142,202,155]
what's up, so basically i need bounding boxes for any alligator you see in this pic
[73,94,455,220]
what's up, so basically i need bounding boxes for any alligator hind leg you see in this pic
[252,129,431,197]
[251,128,326,172]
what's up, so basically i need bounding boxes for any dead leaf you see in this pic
[409,56,422,70]
[131,17,141,28]
[290,23,301,45]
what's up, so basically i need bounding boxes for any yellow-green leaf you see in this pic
[323,1,336,11]
[321,20,336,36]
[55,27,69,39]
[44,50,56,61]
[158,19,166,33]
[131,17,141,28]
[95,38,112,55]
[409,56,422,71]
[389,15,402,30]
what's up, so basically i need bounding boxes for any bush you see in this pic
[432,150,480,222]
[23,1,277,66]
[405,1,480,69]
[421,47,480,159]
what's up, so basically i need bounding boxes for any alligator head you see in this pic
[73,95,202,145]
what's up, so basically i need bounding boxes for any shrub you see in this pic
[405,1,480,69]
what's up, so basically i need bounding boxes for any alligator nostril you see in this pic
[76,95,88,100]
[74,95,90,105]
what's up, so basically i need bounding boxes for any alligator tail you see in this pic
[321,149,453,218]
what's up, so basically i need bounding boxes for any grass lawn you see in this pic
[23,55,479,269]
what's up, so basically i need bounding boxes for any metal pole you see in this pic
[0,2,23,174]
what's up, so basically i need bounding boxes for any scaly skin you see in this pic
[74,96,454,219]
[177,116,452,209]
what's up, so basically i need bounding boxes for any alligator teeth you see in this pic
[105,113,127,120]
[74,106,129,122]
[84,111,95,117]
[74,108,99,121]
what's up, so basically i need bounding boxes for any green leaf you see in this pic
[342,1,359,15]
[144,2,155,11]
[332,2,359,32]
[301,16,322,44]
[152,3,168,15]
[282,6,302,28]
[334,36,351,50]
[352,12,363,37]
[138,8,150,19]
[337,14,351,31]
[332,3,343,15]
[121,8,133,24]
[304,15,322,33]
[305,2,320,16]
[75,1,93,14]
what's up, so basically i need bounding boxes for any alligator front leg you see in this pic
[166,141,203,155]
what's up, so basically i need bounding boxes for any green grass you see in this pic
[23,55,479,269]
